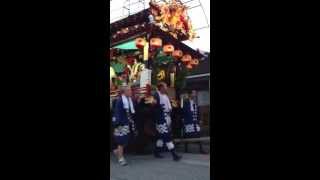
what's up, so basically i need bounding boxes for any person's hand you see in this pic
[152,99,157,104]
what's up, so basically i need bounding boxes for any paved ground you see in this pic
[110,152,210,180]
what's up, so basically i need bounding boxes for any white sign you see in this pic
[140,69,152,88]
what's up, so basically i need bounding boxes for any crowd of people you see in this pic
[111,82,202,166]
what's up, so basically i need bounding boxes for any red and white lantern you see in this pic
[163,44,175,54]
[135,38,146,49]
[172,50,183,60]
[150,38,162,49]
[181,54,192,64]
[190,58,199,66]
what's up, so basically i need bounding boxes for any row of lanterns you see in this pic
[135,37,199,69]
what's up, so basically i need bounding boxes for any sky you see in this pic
[110,0,210,52]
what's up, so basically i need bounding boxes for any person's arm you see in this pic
[182,100,188,114]
[153,93,160,106]
[114,99,123,126]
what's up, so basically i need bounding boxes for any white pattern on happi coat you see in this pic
[114,125,130,136]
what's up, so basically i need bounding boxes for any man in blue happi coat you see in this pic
[152,82,182,161]
[182,90,201,138]
[182,90,206,153]
[112,85,137,166]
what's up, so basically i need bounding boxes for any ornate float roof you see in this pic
[110,9,203,59]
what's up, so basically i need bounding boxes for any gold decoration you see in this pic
[110,67,116,80]
[170,73,175,88]
[143,42,149,61]
[157,70,166,80]
[149,0,196,40]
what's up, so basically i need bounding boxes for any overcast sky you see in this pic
[110,0,210,52]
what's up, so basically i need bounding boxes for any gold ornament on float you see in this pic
[143,42,149,61]
[157,70,166,80]
[110,67,116,80]
[170,73,175,88]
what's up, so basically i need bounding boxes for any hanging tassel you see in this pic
[143,42,149,61]
[181,96,184,109]
[170,73,175,88]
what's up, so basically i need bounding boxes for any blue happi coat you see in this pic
[153,92,172,143]
[112,97,137,146]
[182,100,201,138]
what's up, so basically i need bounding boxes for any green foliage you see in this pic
[110,61,125,74]
[153,50,174,66]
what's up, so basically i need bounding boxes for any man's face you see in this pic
[124,88,132,97]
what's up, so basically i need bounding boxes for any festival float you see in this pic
[109,0,204,153]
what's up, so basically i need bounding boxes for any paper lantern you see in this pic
[150,38,162,49]
[163,44,175,54]
[172,50,183,59]
[135,38,146,49]
[181,54,192,64]
[190,59,199,66]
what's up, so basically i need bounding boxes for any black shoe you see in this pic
[154,152,164,158]
[173,154,182,161]
[171,151,182,161]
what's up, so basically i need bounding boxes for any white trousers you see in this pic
[156,139,175,150]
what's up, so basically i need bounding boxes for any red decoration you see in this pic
[126,56,135,65]
[123,67,130,75]
[135,38,146,49]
